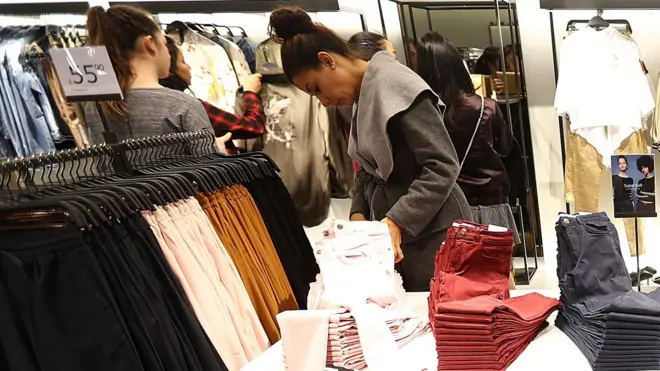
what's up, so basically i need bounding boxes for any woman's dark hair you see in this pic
[159,36,189,91]
[637,155,655,173]
[503,44,521,59]
[86,5,161,120]
[618,155,628,165]
[473,46,500,75]
[268,6,354,81]
[348,31,386,62]
[416,32,474,127]
[503,44,522,71]
[404,37,417,50]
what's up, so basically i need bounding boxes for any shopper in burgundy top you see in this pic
[161,36,265,154]
[416,33,513,206]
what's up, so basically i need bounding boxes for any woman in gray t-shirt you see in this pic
[83,5,229,149]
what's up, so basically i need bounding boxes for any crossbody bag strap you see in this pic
[459,95,485,171]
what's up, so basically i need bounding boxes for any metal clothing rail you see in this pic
[382,0,541,285]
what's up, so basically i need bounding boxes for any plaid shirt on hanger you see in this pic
[200,91,265,154]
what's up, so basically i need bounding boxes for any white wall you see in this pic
[515,0,564,284]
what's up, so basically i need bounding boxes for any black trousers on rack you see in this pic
[244,176,319,309]
[0,227,145,371]
[0,217,228,371]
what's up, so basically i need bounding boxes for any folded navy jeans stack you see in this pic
[429,221,560,371]
[556,212,660,371]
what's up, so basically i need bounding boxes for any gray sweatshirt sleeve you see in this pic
[386,93,461,236]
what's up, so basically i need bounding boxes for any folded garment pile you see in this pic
[278,221,430,371]
[556,213,660,371]
[429,221,559,371]
[325,310,428,370]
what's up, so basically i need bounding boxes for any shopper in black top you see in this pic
[416,32,520,256]
[417,32,513,207]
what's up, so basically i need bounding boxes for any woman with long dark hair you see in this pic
[266,7,471,291]
[416,32,518,244]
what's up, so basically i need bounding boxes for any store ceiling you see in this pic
[540,0,660,9]
[109,0,340,13]
[0,0,341,14]
[388,0,513,11]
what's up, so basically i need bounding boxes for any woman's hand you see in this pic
[381,217,404,263]
[244,73,263,93]
[215,132,232,152]
[350,213,367,221]
[493,78,505,94]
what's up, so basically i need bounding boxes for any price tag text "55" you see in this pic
[69,64,107,85]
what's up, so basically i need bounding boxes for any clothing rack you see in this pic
[0,124,319,370]
[383,0,541,285]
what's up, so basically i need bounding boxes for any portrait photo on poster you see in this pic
[611,154,657,218]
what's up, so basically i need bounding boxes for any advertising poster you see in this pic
[611,154,657,218]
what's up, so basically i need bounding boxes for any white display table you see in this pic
[241,289,593,371]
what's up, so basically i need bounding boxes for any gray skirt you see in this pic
[470,203,521,245]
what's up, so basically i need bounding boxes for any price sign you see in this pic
[50,46,123,102]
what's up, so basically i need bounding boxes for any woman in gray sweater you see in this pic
[84,5,230,148]
[268,7,471,291]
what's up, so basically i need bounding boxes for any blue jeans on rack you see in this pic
[0,59,24,157]
[14,70,56,152]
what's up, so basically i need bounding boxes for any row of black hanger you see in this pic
[165,21,247,40]
[0,130,218,191]
[0,131,280,231]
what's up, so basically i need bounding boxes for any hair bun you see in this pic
[269,7,315,42]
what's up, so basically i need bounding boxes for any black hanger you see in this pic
[165,21,190,43]
[229,26,247,38]
[566,13,632,33]
[0,198,89,230]
[79,191,125,220]
[588,10,609,31]
[208,24,234,38]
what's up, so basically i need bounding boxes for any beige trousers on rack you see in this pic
[564,127,647,256]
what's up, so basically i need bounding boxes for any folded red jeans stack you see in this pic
[429,221,560,371]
